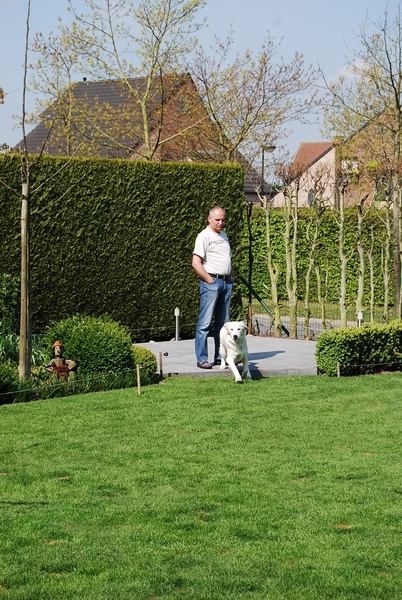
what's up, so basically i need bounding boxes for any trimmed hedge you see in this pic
[0,155,245,340]
[2,153,395,342]
[315,320,402,376]
[238,207,393,306]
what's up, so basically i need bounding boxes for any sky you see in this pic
[0,0,397,157]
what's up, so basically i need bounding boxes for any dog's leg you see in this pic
[226,358,243,383]
[242,358,252,380]
[219,345,227,370]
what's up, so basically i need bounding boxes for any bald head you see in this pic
[207,207,226,234]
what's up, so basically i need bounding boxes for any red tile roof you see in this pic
[292,141,333,171]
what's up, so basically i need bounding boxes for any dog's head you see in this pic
[224,321,247,340]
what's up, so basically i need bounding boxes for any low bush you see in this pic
[0,331,19,363]
[43,314,134,376]
[1,317,160,404]
[0,330,47,367]
[0,360,18,399]
[315,319,402,376]
[131,345,158,383]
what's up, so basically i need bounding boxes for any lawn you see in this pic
[1,374,402,599]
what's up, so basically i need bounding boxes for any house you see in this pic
[272,141,335,208]
[13,74,262,205]
[272,115,397,209]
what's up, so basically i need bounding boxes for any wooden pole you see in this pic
[137,364,141,395]
[19,183,29,379]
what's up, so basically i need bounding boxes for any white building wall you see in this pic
[272,148,336,208]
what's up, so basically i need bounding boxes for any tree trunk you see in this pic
[338,184,348,328]
[355,198,367,317]
[263,200,282,337]
[19,183,30,379]
[382,203,391,322]
[304,209,321,339]
[283,187,298,339]
[315,262,328,331]
[368,226,375,323]
[392,180,401,317]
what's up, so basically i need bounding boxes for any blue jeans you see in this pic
[195,278,233,363]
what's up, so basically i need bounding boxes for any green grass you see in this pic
[1,374,402,599]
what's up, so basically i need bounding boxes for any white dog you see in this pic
[219,321,252,383]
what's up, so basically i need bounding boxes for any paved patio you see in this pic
[136,335,317,379]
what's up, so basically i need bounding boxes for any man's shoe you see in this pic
[213,359,222,365]
[197,361,213,369]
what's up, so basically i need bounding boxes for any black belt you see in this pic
[208,273,231,281]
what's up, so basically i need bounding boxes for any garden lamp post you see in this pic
[246,144,276,334]
[261,144,276,199]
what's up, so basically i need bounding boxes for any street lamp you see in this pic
[246,144,276,334]
[261,144,276,199]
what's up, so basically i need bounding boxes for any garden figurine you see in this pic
[45,341,77,380]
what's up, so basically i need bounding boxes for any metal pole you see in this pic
[159,352,163,379]
[174,307,180,341]
[261,144,276,202]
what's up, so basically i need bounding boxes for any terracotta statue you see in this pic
[45,341,77,380]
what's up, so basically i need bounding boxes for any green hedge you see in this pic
[315,320,402,376]
[0,155,245,341]
[1,153,395,342]
[238,207,393,306]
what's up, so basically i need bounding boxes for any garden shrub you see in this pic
[0,332,20,363]
[0,332,47,367]
[131,345,158,383]
[315,320,402,376]
[43,315,134,375]
[0,360,18,401]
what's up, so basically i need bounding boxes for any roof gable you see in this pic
[292,141,333,172]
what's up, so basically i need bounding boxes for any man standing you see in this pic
[192,206,234,369]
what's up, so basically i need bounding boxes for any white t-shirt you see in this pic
[193,227,232,275]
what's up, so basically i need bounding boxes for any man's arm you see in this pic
[192,254,215,283]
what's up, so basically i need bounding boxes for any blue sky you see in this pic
[0,0,395,156]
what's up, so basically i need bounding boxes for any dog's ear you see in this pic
[224,322,231,332]
[242,321,247,330]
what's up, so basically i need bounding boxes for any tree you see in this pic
[261,198,282,338]
[322,4,402,316]
[19,1,32,379]
[27,3,321,169]
[274,163,301,338]
[1,2,89,379]
[28,0,208,160]
[188,31,320,167]
[299,166,329,338]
